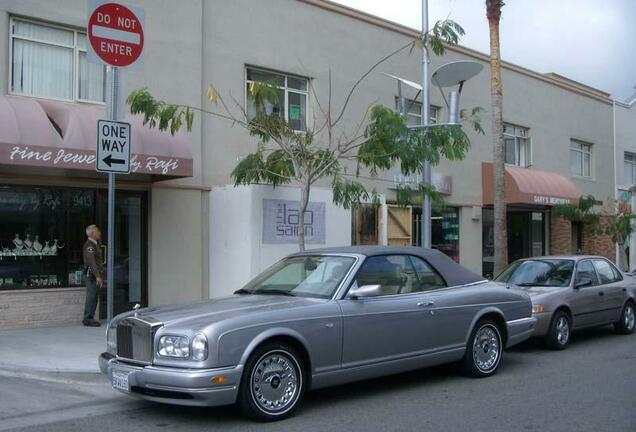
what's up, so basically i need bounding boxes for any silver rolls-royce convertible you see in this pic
[100,246,536,421]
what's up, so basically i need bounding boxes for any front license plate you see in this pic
[111,370,130,392]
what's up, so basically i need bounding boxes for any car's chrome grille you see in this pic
[116,316,161,363]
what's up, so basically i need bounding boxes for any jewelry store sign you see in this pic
[262,199,326,244]
[1,144,192,176]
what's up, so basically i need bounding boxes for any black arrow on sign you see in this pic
[103,154,126,167]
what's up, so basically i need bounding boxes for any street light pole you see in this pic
[421,0,432,249]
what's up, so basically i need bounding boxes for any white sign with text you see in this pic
[96,119,131,174]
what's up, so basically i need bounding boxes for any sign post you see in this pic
[88,0,144,323]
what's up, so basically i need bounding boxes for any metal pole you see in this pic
[106,66,120,323]
[421,0,432,249]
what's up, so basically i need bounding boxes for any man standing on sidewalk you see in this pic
[82,224,104,327]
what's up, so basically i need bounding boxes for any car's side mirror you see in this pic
[574,278,593,289]
[348,284,382,299]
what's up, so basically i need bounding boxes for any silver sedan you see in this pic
[100,246,535,421]
[495,255,636,349]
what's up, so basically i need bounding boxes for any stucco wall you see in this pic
[149,187,205,306]
[209,184,352,298]
[615,102,636,190]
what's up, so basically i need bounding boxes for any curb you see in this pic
[0,363,105,385]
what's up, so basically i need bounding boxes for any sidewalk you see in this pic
[0,323,107,384]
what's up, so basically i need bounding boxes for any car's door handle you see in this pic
[417,301,435,307]
[598,291,605,296]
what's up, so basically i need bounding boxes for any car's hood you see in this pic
[131,294,325,329]
[516,285,564,297]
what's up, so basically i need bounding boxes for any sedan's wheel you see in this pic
[614,301,636,335]
[462,319,503,377]
[545,311,571,350]
[238,343,305,421]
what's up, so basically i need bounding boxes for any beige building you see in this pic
[0,0,621,329]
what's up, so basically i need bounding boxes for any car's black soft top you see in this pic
[293,246,486,287]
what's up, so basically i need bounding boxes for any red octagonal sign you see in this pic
[88,2,144,67]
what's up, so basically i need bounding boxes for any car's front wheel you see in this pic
[545,310,571,350]
[614,301,636,335]
[238,342,305,422]
[462,319,503,377]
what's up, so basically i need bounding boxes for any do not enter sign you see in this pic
[88,1,144,67]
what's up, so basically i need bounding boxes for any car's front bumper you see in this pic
[99,352,242,407]
[505,317,537,348]
[529,312,553,337]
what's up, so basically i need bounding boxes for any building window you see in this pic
[624,152,636,186]
[412,206,459,262]
[10,18,106,103]
[504,124,531,167]
[0,186,95,290]
[245,67,309,131]
[352,204,378,245]
[570,139,593,177]
[395,97,439,126]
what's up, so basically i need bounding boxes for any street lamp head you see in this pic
[380,73,423,92]
[431,61,483,90]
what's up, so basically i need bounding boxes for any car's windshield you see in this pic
[239,255,356,299]
[495,259,574,287]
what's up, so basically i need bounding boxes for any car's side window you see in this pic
[408,255,446,292]
[355,255,414,296]
[610,263,624,281]
[575,260,599,286]
[593,259,621,284]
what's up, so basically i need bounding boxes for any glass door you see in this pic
[97,190,147,318]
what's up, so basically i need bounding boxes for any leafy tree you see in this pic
[127,20,483,251]
[486,0,507,275]
[553,195,636,267]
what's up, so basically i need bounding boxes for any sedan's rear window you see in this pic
[495,259,574,287]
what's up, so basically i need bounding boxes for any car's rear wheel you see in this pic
[237,342,305,422]
[614,301,635,335]
[462,319,503,377]
[545,310,571,350]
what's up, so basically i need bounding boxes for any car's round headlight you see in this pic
[158,335,190,358]
[192,333,208,361]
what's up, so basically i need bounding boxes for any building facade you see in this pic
[0,0,622,328]
[615,93,636,271]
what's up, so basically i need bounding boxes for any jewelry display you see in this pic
[0,233,66,257]
[33,235,43,252]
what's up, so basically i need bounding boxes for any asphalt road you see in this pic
[2,326,635,432]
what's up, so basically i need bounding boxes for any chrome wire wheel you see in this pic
[250,350,302,416]
[472,324,501,373]
[555,316,570,345]
[624,304,635,332]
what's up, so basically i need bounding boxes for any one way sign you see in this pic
[96,119,131,174]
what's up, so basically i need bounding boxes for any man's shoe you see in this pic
[82,319,101,327]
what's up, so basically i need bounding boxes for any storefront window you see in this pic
[482,208,547,278]
[0,186,96,289]
[412,207,460,262]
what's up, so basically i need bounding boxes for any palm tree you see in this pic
[486,0,507,275]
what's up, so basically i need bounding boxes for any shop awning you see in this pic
[482,162,579,206]
[0,95,192,179]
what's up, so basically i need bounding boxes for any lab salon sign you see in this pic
[87,0,145,68]
[262,199,326,245]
